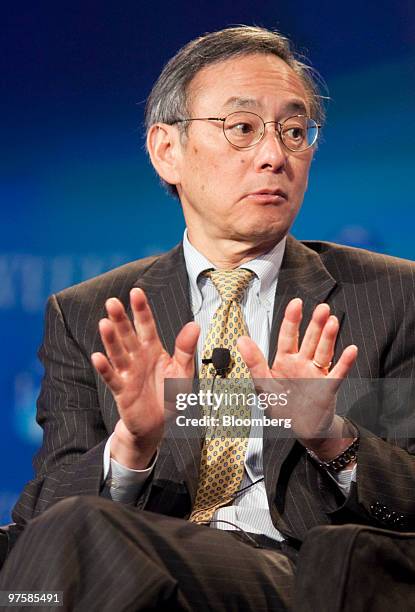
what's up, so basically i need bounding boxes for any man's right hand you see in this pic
[91,288,200,470]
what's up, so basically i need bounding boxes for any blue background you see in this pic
[1,1,414,522]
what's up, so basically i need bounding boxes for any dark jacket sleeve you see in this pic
[12,294,109,526]
[328,290,415,531]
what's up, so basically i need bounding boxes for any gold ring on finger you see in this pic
[312,359,332,370]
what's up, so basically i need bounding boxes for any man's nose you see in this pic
[253,124,287,172]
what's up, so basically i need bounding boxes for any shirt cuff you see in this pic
[330,463,357,495]
[102,433,158,503]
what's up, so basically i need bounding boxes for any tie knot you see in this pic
[205,268,254,303]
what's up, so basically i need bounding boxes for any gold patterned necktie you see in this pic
[189,268,255,524]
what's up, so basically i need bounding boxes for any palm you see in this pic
[238,298,358,441]
[91,289,199,444]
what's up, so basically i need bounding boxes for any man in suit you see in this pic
[1,25,415,612]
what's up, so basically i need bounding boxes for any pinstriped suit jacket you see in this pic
[11,236,415,544]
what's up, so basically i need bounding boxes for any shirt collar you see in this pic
[182,229,286,313]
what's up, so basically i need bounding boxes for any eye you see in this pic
[227,121,255,135]
[223,113,262,146]
[283,126,305,141]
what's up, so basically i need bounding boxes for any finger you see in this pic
[299,303,331,359]
[328,345,358,391]
[91,352,123,394]
[105,298,139,354]
[276,298,303,356]
[98,318,131,371]
[130,288,163,347]
[173,322,200,371]
[237,336,271,379]
[312,315,338,370]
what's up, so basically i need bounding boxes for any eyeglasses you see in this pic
[172,111,320,152]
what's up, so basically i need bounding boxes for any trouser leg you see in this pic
[293,524,415,612]
[0,496,295,612]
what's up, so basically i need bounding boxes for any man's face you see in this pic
[174,53,315,250]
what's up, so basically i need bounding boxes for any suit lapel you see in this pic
[133,244,192,356]
[133,244,202,502]
[263,236,344,534]
[268,236,344,367]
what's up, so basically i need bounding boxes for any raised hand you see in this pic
[237,298,358,458]
[91,288,200,468]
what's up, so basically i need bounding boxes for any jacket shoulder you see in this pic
[54,254,160,309]
[302,240,415,287]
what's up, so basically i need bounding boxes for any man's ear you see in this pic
[146,123,182,187]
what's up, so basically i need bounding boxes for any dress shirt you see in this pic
[102,230,356,539]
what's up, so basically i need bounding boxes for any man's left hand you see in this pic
[237,298,358,461]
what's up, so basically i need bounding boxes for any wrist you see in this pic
[306,439,359,472]
[300,416,357,461]
[304,417,359,472]
[111,429,158,470]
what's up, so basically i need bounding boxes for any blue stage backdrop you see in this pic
[1,1,414,522]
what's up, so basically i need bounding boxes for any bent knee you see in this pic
[31,495,111,529]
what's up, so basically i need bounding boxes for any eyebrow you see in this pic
[222,96,308,115]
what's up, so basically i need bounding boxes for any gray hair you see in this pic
[145,25,327,196]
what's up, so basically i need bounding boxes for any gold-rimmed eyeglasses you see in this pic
[171,111,320,152]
